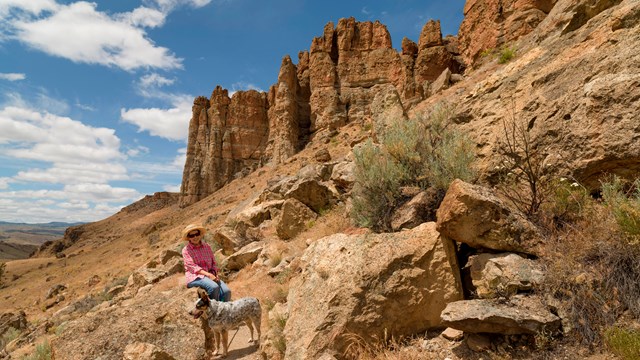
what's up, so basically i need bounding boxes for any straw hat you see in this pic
[181,224,207,240]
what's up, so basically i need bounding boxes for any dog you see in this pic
[190,288,262,358]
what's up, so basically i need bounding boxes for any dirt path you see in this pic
[215,326,262,360]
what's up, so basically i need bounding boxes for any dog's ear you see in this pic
[197,288,210,305]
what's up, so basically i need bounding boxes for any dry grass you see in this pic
[540,202,640,346]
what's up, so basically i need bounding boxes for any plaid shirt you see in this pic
[182,241,218,284]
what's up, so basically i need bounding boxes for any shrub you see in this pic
[352,103,476,232]
[23,340,52,360]
[270,314,288,355]
[495,108,548,217]
[0,262,5,286]
[602,175,640,240]
[499,45,516,63]
[2,327,20,344]
[351,140,407,231]
[540,178,591,229]
[605,327,640,360]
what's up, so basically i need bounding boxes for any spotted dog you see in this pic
[190,288,261,357]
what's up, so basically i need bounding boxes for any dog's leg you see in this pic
[221,329,229,357]
[244,319,255,343]
[253,315,261,345]
[213,330,221,356]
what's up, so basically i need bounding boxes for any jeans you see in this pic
[187,277,231,301]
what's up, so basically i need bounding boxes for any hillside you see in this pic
[1,0,639,359]
[0,222,80,260]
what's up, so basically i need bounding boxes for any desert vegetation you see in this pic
[351,103,476,232]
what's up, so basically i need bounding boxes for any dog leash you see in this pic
[227,327,240,348]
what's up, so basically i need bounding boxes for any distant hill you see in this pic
[0,221,83,260]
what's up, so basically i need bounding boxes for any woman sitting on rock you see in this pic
[181,224,231,301]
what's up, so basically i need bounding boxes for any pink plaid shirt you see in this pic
[182,241,218,284]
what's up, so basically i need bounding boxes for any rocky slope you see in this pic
[1,0,639,359]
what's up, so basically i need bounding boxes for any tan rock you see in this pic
[466,333,491,352]
[276,198,318,240]
[418,20,444,49]
[284,178,338,213]
[441,296,561,335]
[213,226,250,255]
[441,327,464,341]
[436,179,543,255]
[223,242,264,271]
[467,253,544,298]
[284,222,463,359]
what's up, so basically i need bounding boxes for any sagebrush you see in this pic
[352,103,476,232]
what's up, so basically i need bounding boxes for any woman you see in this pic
[181,224,231,301]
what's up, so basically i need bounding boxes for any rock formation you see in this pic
[180,89,270,206]
[180,17,464,207]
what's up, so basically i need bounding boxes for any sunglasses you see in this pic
[187,231,200,238]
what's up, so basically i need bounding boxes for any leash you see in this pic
[227,327,240,348]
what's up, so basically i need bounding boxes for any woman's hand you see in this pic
[206,272,219,282]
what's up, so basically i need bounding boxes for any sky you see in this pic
[0,0,466,224]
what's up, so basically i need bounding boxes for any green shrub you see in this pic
[542,178,591,229]
[351,103,476,232]
[351,140,407,231]
[23,340,52,360]
[498,45,516,63]
[605,327,640,360]
[602,176,640,239]
[2,327,20,344]
[270,314,288,355]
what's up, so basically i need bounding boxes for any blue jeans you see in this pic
[187,277,231,302]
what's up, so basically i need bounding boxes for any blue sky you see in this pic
[0,0,465,224]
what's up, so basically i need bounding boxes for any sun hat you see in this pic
[181,224,207,240]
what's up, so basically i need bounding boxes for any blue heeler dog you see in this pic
[189,288,261,357]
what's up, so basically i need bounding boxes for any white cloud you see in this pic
[0,72,26,81]
[163,184,180,192]
[10,2,182,71]
[119,6,166,28]
[0,177,9,189]
[121,95,192,141]
[139,73,175,90]
[0,0,58,17]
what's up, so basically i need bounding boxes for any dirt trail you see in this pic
[216,326,261,360]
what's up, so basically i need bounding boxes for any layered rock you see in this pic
[442,0,640,190]
[180,89,270,206]
[458,0,558,65]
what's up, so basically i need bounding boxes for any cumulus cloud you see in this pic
[121,96,191,141]
[0,73,26,81]
[16,2,182,71]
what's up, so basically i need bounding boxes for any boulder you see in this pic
[441,296,561,335]
[223,242,264,271]
[235,200,284,227]
[213,226,248,255]
[276,199,318,240]
[436,179,542,255]
[158,249,181,265]
[467,253,544,298]
[284,179,338,213]
[330,160,356,192]
[284,222,463,359]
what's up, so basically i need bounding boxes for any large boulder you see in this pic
[436,180,543,255]
[222,242,264,271]
[284,222,463,359]
[441,296,561,335]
